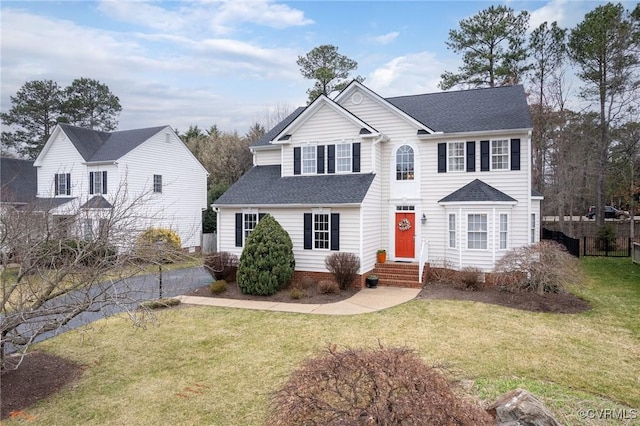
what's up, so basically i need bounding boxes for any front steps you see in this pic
[371,262,422,288]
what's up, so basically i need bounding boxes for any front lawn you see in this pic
[6,258,640,425]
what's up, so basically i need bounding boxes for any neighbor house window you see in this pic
[499,214,508,250]
[448,142,465,172]
[448,214,456,248]
[531,213,536,243]
[55,173,71,196]
[153,174,162,193]
[302,145,316,174]
[83,219,93,240]
[396,145,414,180]
[336,143,352,173]
[467,214,487,250]
[89,171,107,195]
[314,213,330,249]
[491,139,509,170]
[244,213,258,242]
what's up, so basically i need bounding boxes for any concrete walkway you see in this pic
[176,286,421,315]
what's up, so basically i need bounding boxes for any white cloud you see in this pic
[367,52,454,96]
[372,31,399,45]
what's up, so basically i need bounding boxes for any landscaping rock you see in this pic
[487,389,561,426]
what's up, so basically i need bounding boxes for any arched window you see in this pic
[396,145,414,180]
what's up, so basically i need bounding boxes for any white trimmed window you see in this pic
[448,214,456,248]
[90,171,107,195]
[153,174,162,193]
[55,173,71,196]
[467,214,487,250]
[491,139,509,170]
[83,219,93,240]
[336,143,352,173]
[302,145,316,174]
[314,213,330,249]
[244,213,258,242]
[448,142,465,172]
[531,213,536,243]
[499,214,508,250]
[396,145,414,180]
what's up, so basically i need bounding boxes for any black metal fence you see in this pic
[542,228,580,257]
[582,236,633,257]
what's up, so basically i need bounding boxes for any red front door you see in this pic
[395,212,415,258]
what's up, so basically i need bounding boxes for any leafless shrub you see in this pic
[298,276,316,290]
[203,251,238,281]
[317,280,339,294]
[493,241,584,294]
[453,267,484,291]
[324,252,360,290]
[427,258,458,283]
[268,344,494,426]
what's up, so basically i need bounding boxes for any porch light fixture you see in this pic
[421,213,427,224]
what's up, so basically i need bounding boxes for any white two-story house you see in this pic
[32,123,208,251]
[214,81,542,286]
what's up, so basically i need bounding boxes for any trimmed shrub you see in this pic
[289,287,305,300]
[269,345,494,425]
[135,228,182,263]
[324,252,360,290]
[493,241,584,294]
[139,298,181,310]
[204,251,238,281]
[453,266,484,291]
[209,279,227,294]
[236,214,295,295]
[317,279,339,294]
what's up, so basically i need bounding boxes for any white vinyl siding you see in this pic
[448,142,465,172]
[467,214,487,250]
[491,139,509,170]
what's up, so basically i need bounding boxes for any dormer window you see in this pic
[302,145,316,174]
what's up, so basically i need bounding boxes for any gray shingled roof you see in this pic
[387,85,532,133]
[254,85,531,147]
[0,157,37,203]
[59,123,168,162]
[214,165,375,206]
[81,195,113,209]
[438,179,517,203]
[16,197,75,212]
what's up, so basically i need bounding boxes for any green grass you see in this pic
[7,258,640,425]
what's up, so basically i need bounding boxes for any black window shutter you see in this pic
[480,140,490,171]
[66,173,71,195]
[466,141,476,172]
[352,143,361,172]
[437,143,446,173]
[510,138,521,171]
[55,174,59,195]
[330,213,340,251]
[102,171,108,194]
[317,145,325,174]
[327,145,335,174]
[293,147,301,175]
[235,213,243,247]
[303,213,312,249]
[89,173,94,195]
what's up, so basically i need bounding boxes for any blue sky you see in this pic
[0,0,633,135]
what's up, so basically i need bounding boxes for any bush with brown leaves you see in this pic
[268,345,494,426]
[204,251,238,281]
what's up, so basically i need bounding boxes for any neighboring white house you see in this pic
[214,81,542,286]
[29,123,208,250]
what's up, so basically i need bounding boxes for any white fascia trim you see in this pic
[212,203,362,209]
[438,201,518,207]
[532,195,544,200]
[250,145,279,151]
[417,127,533,141]
[83,161,118,166]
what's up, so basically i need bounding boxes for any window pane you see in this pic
[491,140,509,170]
[449,214,456,248]
[302,146,316,174]
[153,174,162,193]
[467,214,487,249]
[314,213,329,249]
[244,213,257,240]
[500,214,508,249]
[448,142,464,172]
[336,143,351,172]
[396,145,414,180]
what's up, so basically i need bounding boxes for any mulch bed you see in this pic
[1,280,591,419]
